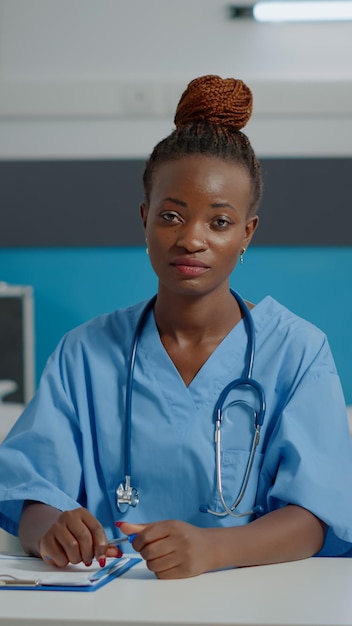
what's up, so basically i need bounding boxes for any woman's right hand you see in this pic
[38,507,113,567]
[19,502,122,567]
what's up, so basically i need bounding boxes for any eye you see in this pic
[160,211,182,224]
[212,217,232,229]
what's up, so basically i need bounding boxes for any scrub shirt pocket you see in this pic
[205,387,265,517]
[210,449,264,517]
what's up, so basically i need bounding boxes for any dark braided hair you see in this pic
[143,75,263,216]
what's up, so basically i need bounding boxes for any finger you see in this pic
[137,532,180,573]
[115,522,149,553]
[39,536,71,568]
[145,550,180,577]
[155,565,187,580]
[144,548,196,580]
[89,522,108,565]
[55,525,88,565]
[106,546,123,559]
[115,521,147,536]
[73,509,108,565]
[133,525,170,553]
[57,514,97,565]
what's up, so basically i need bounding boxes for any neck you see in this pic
[154,286,242,343]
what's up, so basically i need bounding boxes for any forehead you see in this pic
[150,154,252,205]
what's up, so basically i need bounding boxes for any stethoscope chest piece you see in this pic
[116,476,139,512]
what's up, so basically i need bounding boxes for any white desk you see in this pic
[0,556,351,626]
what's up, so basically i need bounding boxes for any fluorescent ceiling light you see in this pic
[253,1,352,22]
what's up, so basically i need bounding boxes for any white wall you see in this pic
[0,0,352,159]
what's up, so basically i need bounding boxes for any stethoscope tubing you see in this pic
[124,295,156,477]
[215,377,266,429]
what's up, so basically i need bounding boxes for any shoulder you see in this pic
[51,299,152,361]
[252,296,333,369]
[254,296,325,340]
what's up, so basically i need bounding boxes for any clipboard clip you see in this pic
[0,574,42,587]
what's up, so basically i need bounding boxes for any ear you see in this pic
[243,215,259,249]
[140,202,149,230]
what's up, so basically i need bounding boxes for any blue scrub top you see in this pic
[1,295,352,556]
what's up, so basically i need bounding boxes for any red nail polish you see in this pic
[117,548,123,558]
[115,521,122,527]
[99,557,106,567]
[85,561,93,567]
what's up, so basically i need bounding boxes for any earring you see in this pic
[145,238,149,255]
[240,248,246,265]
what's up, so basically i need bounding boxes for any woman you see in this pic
[1,75,352,579]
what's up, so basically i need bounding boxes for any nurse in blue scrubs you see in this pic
[1,74,352,579]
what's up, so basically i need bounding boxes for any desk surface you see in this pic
[0,556,351,626]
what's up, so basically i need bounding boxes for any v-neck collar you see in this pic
[135,296,272,413]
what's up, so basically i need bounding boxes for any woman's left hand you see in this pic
[116,520,214,579]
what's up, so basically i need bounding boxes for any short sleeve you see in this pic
[258,336,352,556]
[0,339,84,535]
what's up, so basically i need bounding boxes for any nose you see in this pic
[175,221,207,252]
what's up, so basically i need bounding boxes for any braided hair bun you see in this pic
[174,74,253,131]
[143,74,262,214]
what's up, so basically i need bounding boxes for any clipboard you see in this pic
[0,554,141,591]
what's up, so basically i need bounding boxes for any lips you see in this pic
[171,257,209,268]
[170,257,210,276]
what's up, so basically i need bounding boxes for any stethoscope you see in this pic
[116,289,266,519]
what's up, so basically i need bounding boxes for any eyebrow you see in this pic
[163,198,239,213]
[211,202,239,213]
[163,197,187,207]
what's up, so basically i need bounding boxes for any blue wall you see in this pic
[1,246,351,404]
